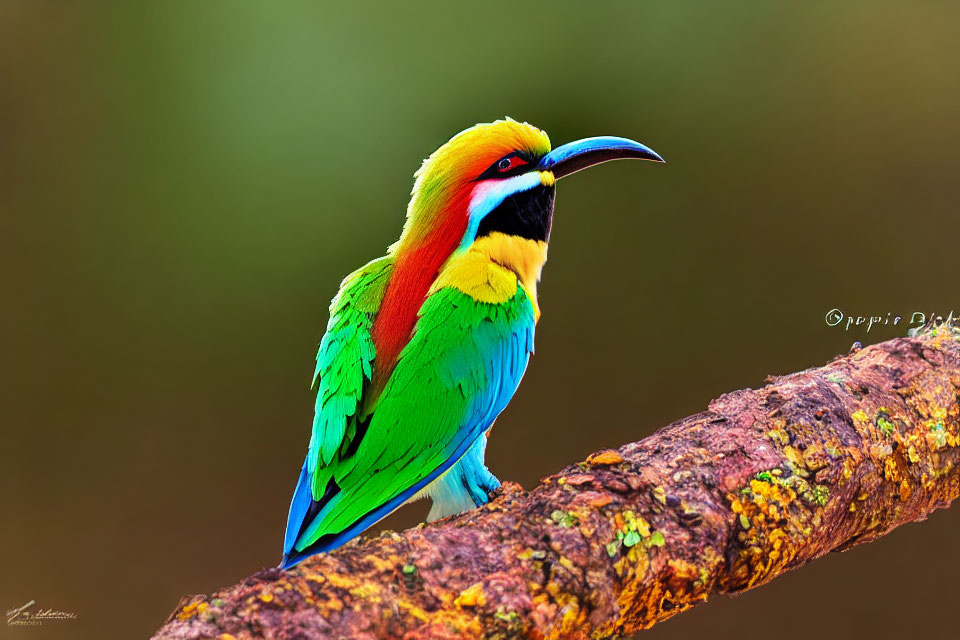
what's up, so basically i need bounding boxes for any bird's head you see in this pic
[394,118,663,253]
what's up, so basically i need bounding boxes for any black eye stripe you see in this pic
[475,151,537,181]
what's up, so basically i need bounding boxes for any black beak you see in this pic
[538,136,664,179]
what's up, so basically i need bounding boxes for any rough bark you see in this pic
[154,327,960,640]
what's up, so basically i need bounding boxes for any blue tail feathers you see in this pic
[280,430,494,570]
[282,457,313,557]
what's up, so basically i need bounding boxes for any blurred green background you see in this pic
[2,2,959,639]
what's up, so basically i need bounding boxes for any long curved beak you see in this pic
[538,136,664,179]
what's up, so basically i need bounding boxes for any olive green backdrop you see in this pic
[2,2,958,639]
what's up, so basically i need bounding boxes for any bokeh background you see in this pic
[2,2,959,639]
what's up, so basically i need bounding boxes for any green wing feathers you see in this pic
[291,282,535,553]
[307,256,393,497]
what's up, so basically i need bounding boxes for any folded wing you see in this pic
[282,261,535,568]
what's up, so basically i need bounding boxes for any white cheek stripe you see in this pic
[461,172,544,249]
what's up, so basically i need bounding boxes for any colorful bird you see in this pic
[281,119,662,569]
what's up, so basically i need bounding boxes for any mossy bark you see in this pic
[154,328,960,640]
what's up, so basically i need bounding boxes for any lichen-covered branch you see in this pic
[154,328,960,640]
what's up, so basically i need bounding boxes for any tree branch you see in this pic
[154,328,960,640]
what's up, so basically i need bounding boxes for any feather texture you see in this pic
[283,262,535,565]
[307,257,392,488]
[282,119,553,569]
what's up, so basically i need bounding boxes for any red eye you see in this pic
[496,156,528,173]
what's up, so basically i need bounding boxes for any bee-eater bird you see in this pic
[281,118,662,569]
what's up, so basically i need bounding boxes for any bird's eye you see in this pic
[496,156,529,174]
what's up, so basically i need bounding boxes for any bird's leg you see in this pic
[425,433,501,521]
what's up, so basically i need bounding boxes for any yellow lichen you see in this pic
[883,457,901,482]
[587,450,624,465]
[899,479,912,501]
[176,602,199,621]
[802,443,829,471]
[765,420,791,446]
[324,572,358,590]
[454,582,486,608]
[556,592,583,635]
[348,583,380,600]
[395,599,431,622]
[783,446,807,475]
[362,554,397,572]
[908,445,921,464]
[324,595,343,612]
[851,409,871,428]
[724,471,819,590]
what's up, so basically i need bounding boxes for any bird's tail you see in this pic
[280,437,484,569]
